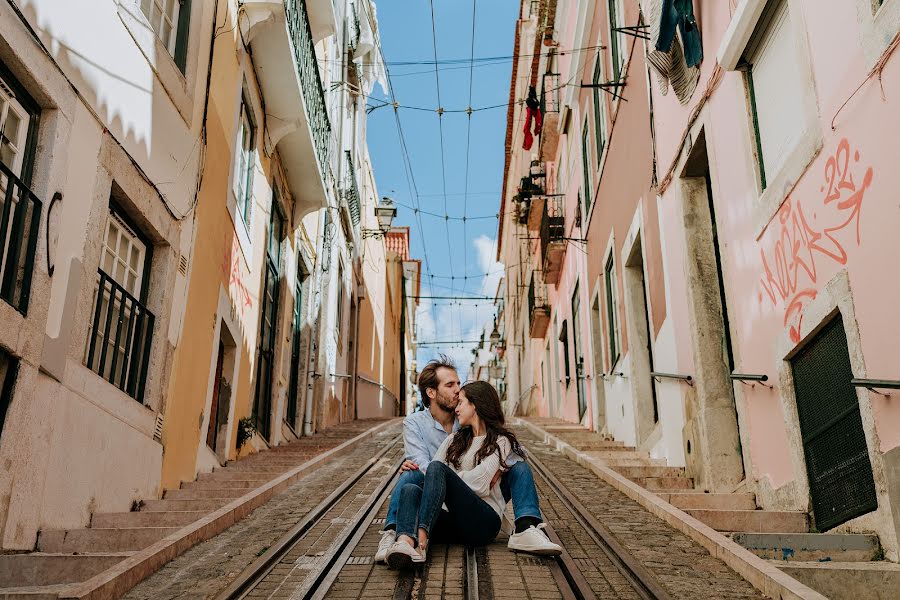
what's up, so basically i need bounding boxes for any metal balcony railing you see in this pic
[86,269,155,403]
[540,196,565,254]
[343,151,361,226]
[285,0,332,175]
[0,161,42,315]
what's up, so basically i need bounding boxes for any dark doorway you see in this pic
[253,200,284,440]
[207,342,225,452]
[286,259,306,431]
[572,283,587,420]
[791,316,877,530]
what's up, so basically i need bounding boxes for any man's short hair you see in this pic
[417,355,457,407]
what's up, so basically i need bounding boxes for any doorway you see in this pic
[679,129,745,490]
[623,233,658,444]
[590,294,607,431]
[286,259,307,432]
[791,316,877,530]
[253,201,284,441]
[571,283,587,421]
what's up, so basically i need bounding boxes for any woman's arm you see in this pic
[459,437,511,496]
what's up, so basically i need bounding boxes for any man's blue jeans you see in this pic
[383,461,541,531]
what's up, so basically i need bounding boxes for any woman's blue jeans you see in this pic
[395,462,500,547]
[384,461,541,531]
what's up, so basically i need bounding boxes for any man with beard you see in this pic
[375,356,561,563]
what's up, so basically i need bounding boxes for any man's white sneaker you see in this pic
[386,540,426,570]
[507,523,562,556]
[374,530,395,564]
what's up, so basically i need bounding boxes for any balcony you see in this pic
[0,161,42,315]
[342,151,361,227]
[540,196,566,284]
[241,0,333,219]
[528,275,550,338]
[86,269,155,403]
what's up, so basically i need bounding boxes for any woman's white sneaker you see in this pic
[507,523,562,556]
[374,530,396,564]
[386,540,426,569]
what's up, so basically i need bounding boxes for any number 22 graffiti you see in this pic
[757,138,874,343]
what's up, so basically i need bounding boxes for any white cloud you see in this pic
[414,236,505,383]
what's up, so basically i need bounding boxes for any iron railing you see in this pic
[285,0,332,175]
[343,151,361,226]
[539,196,565,258]
[86,269,155,403]
[0,161,42,315]
[528,275,548,322]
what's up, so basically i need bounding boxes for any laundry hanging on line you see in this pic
[523,86,543,151]
[641,0,703,105]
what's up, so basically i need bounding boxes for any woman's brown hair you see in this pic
[445,380,525,470]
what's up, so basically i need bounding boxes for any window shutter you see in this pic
[749,3,805,182]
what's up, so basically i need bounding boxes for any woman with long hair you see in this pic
[386,380,527,569]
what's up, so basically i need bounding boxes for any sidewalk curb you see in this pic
[515,418,827,600]
[60,419,400,600]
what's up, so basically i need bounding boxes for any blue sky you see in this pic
[366,0,519,378]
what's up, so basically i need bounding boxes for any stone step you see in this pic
[685,509,808,533]
[217,463,290,473]
[141,498,230,512]
[196,471,273,482]
[567,441,628,450]
[183,477,267,489]
[91,510,207,528]
[733,532,881,562]
[37,527,178,553]
[163,487,247,500]
[0,552,131,587]
[775,560,900,600]
[0,583,70,599]
[631,476,695,490]
[611,465,686,479]
[658,492,757,510]
[602,457,667,467]
[584,449,649,460]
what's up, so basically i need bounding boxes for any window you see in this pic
[745,1,805,189]
[86,208,155,402]
[335,261,345,349]
[608,0,625,82]
[0,82,32,181]
[572,283,586,419]
[233,92,256,227]
[581,119,593,213]
[0,348,18,442]
[592,53,607,166]
[559,319,570,386]
[604,254,620,366]
[140,0,192,72]
[253,199,284,439]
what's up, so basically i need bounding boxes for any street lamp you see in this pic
[489,324,501,345]
[362,196,397,239]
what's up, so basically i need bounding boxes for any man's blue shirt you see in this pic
[403,408,522,472]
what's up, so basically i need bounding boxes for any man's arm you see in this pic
[403,417,432,473]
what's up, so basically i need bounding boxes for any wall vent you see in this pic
[153,413,164,441]
[178,254,189,275]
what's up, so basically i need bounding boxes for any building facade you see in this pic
[0,0,412,552]
[495,0,900,561]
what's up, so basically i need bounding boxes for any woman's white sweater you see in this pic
[433,433,511,517]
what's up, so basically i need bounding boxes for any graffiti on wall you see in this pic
[222,234,253,313]
[757,138,874,343]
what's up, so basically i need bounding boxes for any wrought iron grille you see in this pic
[86,269,155,403]
[790,317,878,531]
[343,151,361,226]
[539,196,565,256]
[285,0,333,175]
[0,161,42,315]
[528,275,547,323]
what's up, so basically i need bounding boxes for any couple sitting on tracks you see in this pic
[376,356,562,569]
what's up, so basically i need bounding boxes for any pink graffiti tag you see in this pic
[221,235,253,312]
[757,138,873,343]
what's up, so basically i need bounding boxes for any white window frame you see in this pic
[581,117,593,214]
[140,0,182,58]
[101,211,148,299]
[233,89,256,231]
[0,81,30,181]
[607,0,626,83]
[717,0,821,236]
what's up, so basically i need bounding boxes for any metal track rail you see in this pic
[527,449,675,600]
[215,436,402,600]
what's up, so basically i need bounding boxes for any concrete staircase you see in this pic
[0,422,376,598]
[527,417,898,600]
